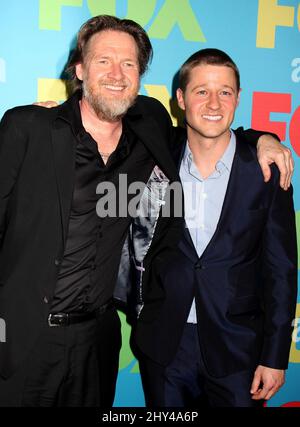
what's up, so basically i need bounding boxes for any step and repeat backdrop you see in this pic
[0,0,299,407]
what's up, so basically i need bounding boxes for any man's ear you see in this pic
[236,88,242,107]
[176,88,186,111]
[75,63,84,81]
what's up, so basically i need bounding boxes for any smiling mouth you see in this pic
[202,115,222,121]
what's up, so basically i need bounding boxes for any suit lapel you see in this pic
[178,226,199,263]
[173,127,188,169]
[174,127,199,261]
[199,134,254,260]
[51,124,76,245]
[126,115,179,183]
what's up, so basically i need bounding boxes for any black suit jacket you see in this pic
[134,129,298,377]
[0,93,178,379]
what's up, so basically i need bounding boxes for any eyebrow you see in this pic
[93,54,138,62]
[221,85,236,91]
[191,84,236,92]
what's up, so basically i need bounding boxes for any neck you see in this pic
[79,98,123,161]
[187,128,231,179]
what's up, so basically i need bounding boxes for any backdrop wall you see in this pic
[0,0,299,407]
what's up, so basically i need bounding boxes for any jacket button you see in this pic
[43,296,49,304]
[54,259,61,266]
[195,262,205,269]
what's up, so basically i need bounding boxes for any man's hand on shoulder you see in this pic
[257,134,294,191]
[250,365,285,401]
[33,101,58,108]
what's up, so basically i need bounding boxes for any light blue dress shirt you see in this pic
[179,131,236,323]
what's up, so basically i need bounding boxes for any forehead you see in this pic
[85,30,139,59]
[188,64,237,87]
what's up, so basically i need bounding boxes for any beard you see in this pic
[82,79,139,122]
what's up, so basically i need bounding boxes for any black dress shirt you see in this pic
[51,93,155,313]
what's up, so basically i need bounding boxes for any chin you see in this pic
[199,130,224,138]
[201,126,229,137]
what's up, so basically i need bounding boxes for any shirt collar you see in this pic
[56,90,84,137]
[218,130,236,172]
[183,130,236,174]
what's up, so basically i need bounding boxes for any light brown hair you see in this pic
[66,15,153,92]
[179,48,240,92]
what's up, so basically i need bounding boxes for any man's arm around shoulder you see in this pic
[234,126,294,190]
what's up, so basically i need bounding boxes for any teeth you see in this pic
[202,115,222,121]
[103,85,124,91]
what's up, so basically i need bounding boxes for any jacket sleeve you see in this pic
[234,127,280,144]
[0,110,28,246]
[260,174,298,369]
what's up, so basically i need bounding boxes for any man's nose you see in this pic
[108,62,124,80]
[207,92,221,109]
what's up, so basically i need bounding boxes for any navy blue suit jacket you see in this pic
[134,129,298,377]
